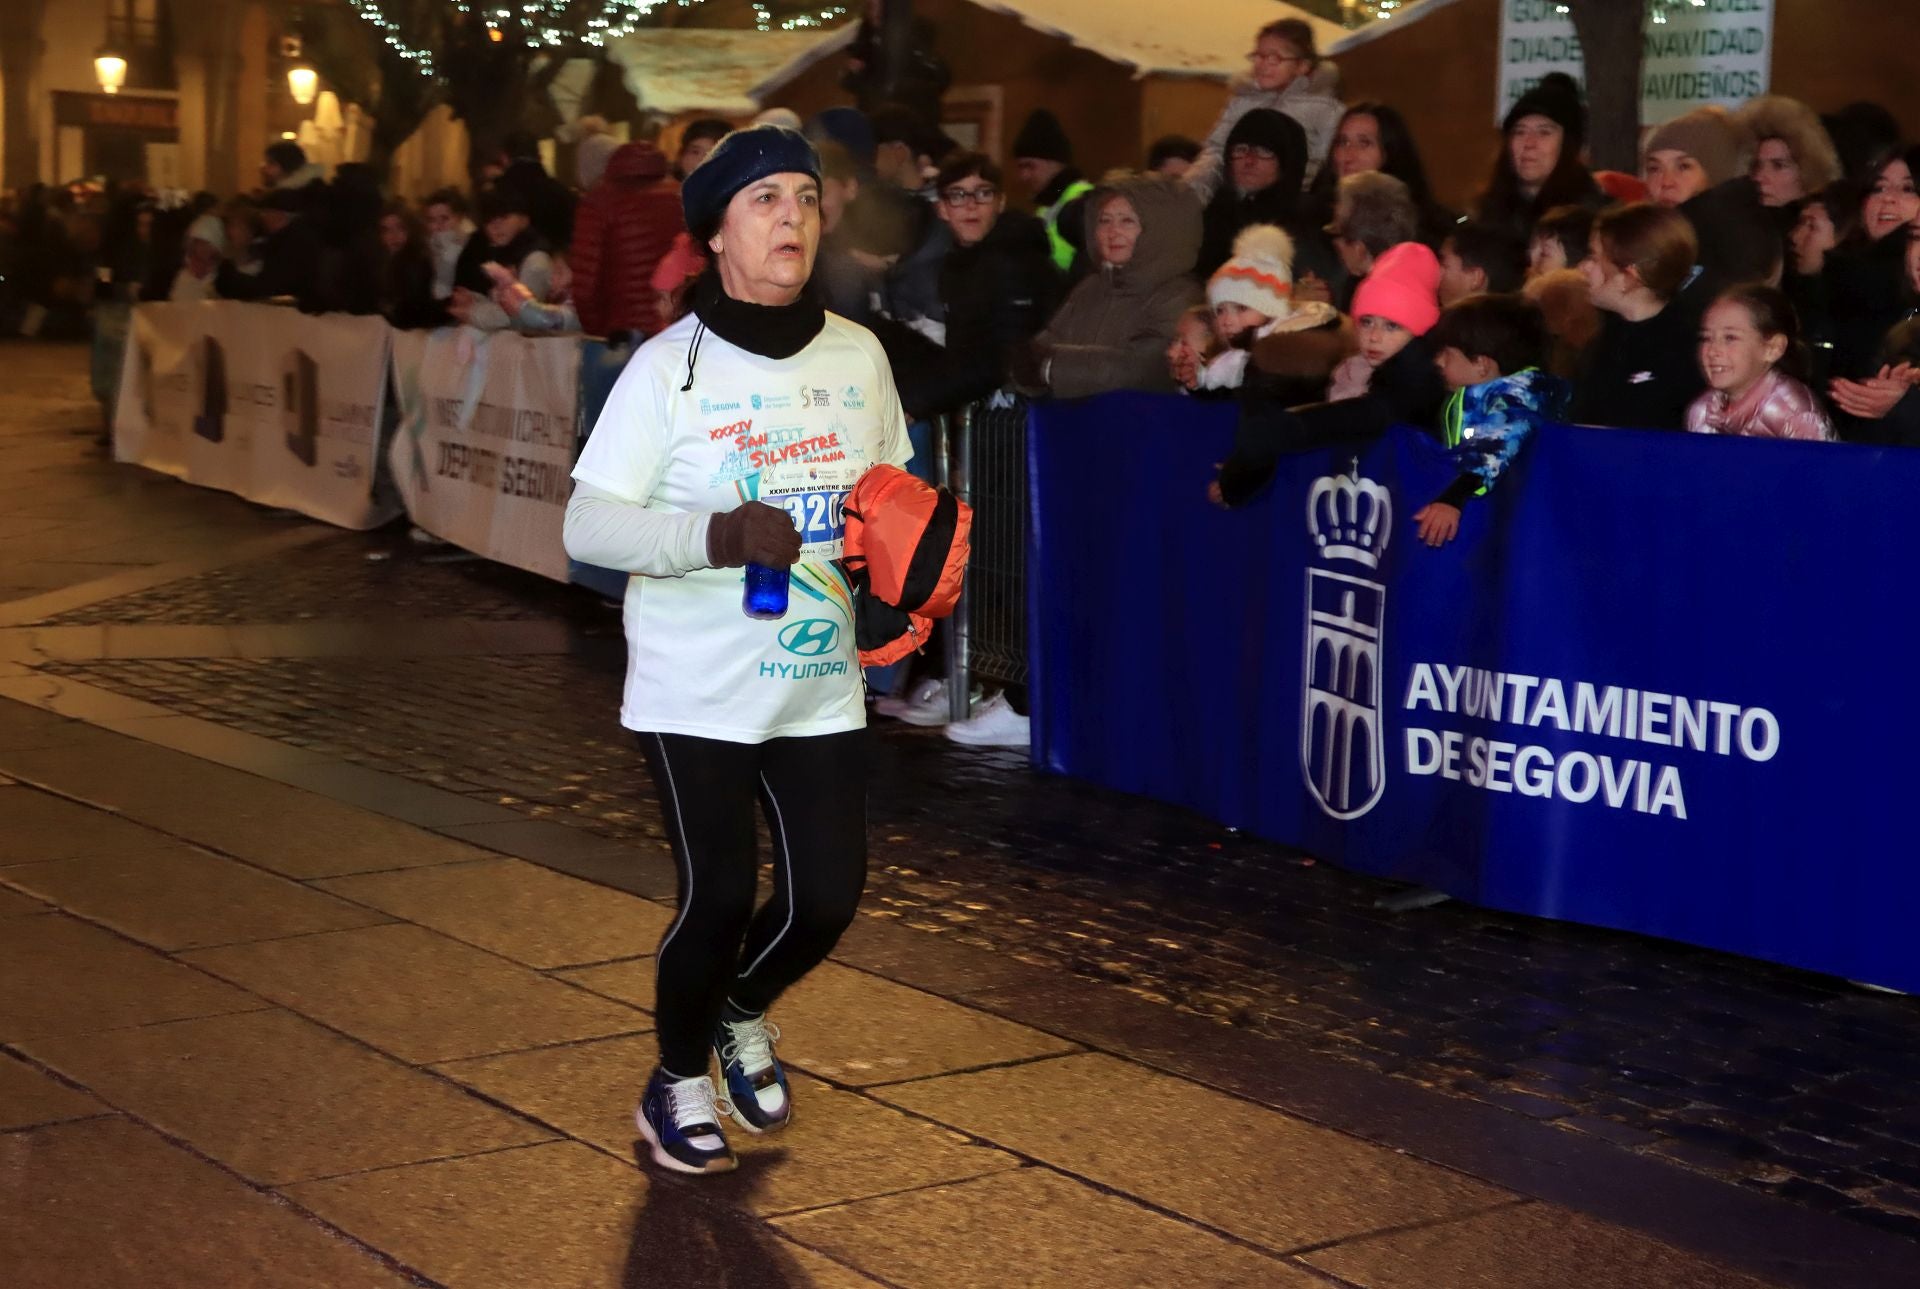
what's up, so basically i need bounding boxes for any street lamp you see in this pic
[94,47,129,95]
[287,65,319,106]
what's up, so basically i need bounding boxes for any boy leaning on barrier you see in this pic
[1207,290,1566,548]
[1412,293,1569,547]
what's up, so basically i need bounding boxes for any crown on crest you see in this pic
[1307,462,1391,568]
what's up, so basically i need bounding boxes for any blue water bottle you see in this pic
[743,563,790,620]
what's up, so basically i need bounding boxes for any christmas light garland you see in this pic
[346,0,439,76]
[346,0,854,68]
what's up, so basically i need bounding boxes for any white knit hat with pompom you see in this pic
[1207,224,1295,320]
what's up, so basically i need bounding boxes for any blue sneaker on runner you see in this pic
[714,1011,792,1133]
[635,1067,737,1175]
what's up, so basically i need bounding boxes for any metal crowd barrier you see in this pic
[943,393,1030,723]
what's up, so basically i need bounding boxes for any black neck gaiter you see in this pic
[691,269,825,360]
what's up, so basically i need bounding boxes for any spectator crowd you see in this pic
[5,16,1918,743]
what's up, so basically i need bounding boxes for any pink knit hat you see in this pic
[1351,243,1441,336]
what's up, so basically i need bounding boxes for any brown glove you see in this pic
[706,501,802,568]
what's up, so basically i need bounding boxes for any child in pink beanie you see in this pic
[1327,242,1443,400]
[1212,241,1448,507]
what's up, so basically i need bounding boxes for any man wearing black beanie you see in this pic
[1012,109,1093,272]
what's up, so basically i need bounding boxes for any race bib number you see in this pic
[767,487,849,555]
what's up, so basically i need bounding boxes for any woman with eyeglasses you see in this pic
[1197,109,1308,278]
[1186,18,1344,204]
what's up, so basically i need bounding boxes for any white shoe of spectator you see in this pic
[890,679,963,727]
[875,680,940,722]
[944,693,1030,748]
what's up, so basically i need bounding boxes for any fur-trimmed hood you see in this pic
[1081,173,1203,294]
[1251,310,1354,381]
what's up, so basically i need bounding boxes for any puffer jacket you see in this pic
[881,210,1061,419]
[570,143,684,338]
[1187,63,1345,202]
[1030,176,1204,400]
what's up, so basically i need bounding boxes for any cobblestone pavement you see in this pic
[7,339,1920,1262]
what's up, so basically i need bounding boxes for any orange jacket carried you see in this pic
[841,464,971,667]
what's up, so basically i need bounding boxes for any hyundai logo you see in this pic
[777,619,839,657]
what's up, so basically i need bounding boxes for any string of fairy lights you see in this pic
[751,3,849,33]
[345,0,438,76]
[343,0,850,73]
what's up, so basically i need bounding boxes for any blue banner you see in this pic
[1029,392,1920,992]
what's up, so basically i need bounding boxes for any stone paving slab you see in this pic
[551,957,1079,1088]
[1299,1200,1777,1288]
[269,760,526,827]
[22,1008,556,1186]
[0,914,267,1042]
[2,845,391,951]
[0,697,118,751]
[431,819,683,901]
[431,1033,1019,1217]
[316,858,673,969]
[773,1165,1310,1287]
[0,1117,414,1287]
[283,1139,881,1289]
[874,1051,1513,1254]
[0,783,178,865]
[557,955,658,1014]
[83,711,335,774]
[181,923,648,1065]
[0,1052,105,1130]
[0,735,499,878]
[0,886,50,917]
[756,961,1080,1087]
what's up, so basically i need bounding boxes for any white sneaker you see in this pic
[897,680,963,727]
[875,677,945,722]
[944,693,1030,748]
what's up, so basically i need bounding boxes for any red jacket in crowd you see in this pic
[570,142,683,339]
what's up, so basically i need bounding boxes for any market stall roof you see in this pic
[969,0,1347,80]
[604,25,859,116]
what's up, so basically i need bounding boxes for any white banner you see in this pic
[1497,0,1774,129]
[388,328,583,582]
[113,301,397,529]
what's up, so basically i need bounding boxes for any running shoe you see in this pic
[713,1011,792,1133]
[635,1068,737,1174]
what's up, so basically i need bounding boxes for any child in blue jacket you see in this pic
[1413,293,1570,546]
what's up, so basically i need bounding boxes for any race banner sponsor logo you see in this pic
[113,301,395,529]
[388,328,582,581]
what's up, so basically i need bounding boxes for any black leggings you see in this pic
[640,728,870,1076]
